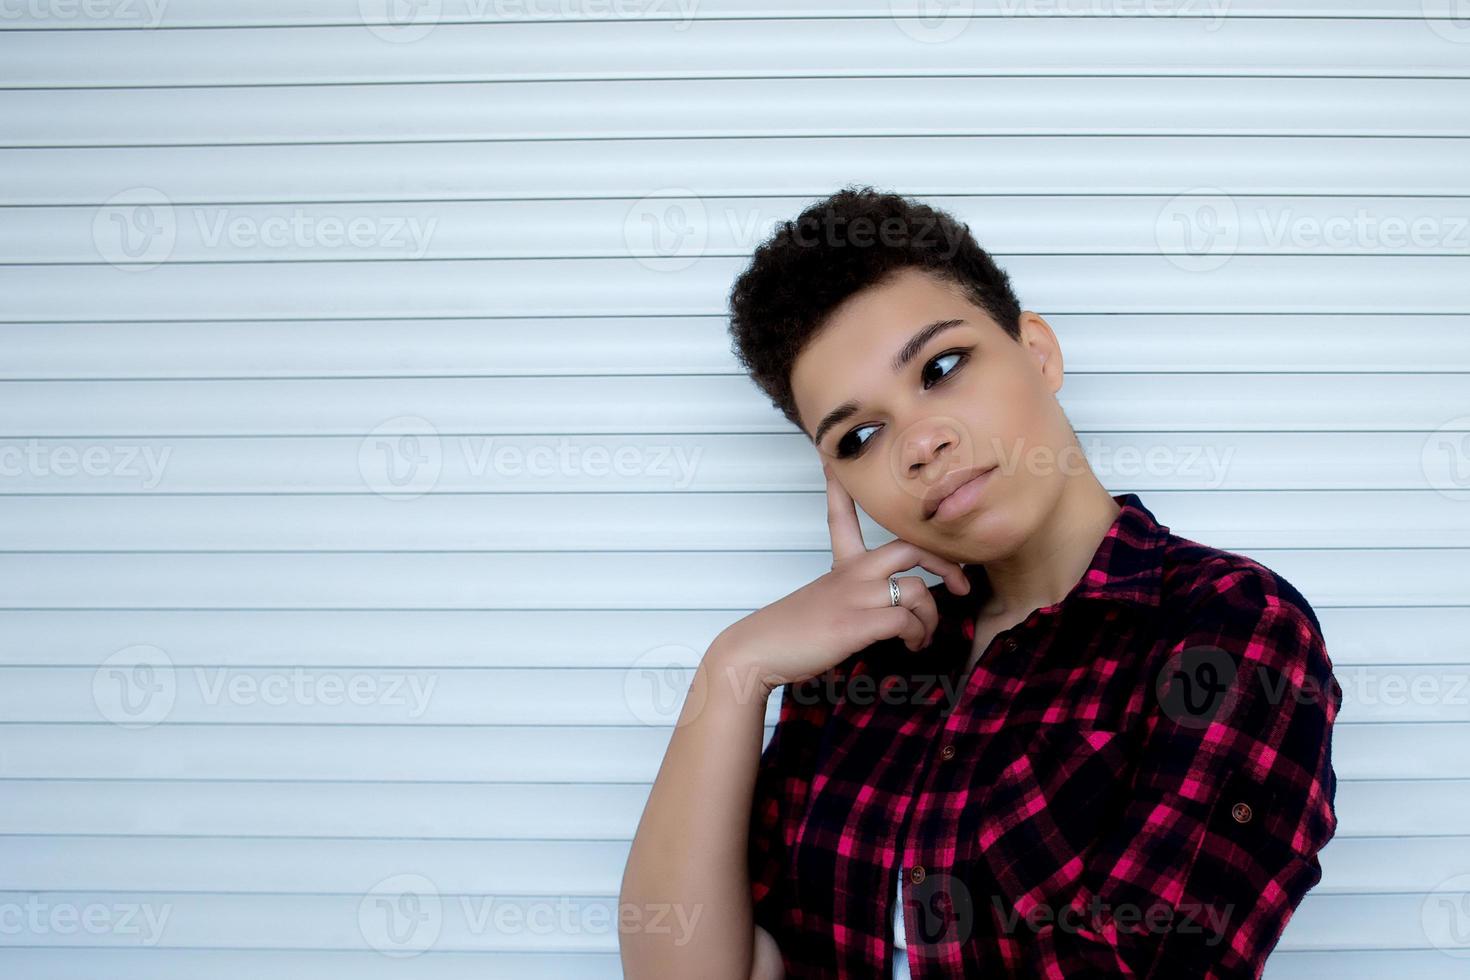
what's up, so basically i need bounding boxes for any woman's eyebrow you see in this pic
[811,318,968,447]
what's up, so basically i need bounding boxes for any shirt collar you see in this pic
[854,492,1172,682]
[956,491,1169,616]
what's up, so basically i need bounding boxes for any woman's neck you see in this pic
[973,478,1121,622]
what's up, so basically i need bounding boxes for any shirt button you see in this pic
[909,865,926,884]
[1231,802,1253,824]
[940,744,956,761]
[1002,637,1018,653]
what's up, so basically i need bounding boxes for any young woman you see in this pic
[619,187,1340,979]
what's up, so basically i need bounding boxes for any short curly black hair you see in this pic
[727,185,1024,437]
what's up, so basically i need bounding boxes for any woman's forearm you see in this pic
[618,631,775,980]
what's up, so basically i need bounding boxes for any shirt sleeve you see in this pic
[747,673,833,944]
[993,569,1342,979]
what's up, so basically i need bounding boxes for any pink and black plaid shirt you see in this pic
[747,492,1341,979]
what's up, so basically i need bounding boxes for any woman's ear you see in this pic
[1020,311,1065,393]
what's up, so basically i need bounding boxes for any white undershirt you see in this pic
[892,873,911,979]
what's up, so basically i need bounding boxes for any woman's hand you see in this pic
[716,462,971,696]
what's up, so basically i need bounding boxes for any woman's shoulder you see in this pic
[1158,531,1324,638]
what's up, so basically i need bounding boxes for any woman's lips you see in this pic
[930,466,998,522]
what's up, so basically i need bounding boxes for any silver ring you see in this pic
[889,576,902,606]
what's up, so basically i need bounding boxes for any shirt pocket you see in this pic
[983,722,1134,828]
[973,723,1135,911]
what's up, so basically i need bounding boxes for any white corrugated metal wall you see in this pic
[1,2,1469,976]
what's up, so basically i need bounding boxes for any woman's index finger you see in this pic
[823,462,867,561]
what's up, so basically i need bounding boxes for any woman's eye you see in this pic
[922,350,967,388]
[835,423,879,460]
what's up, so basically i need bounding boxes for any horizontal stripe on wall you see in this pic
[0,0,1455,30]
[8,196,1470,263]
[4,137,1468,204]
[5,77,1470,146]
[6,256,1470,320]
[4,18,1469,88]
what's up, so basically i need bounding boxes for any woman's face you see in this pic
[790,267,1076,563]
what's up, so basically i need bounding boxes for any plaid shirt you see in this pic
[747,492,1341,979]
